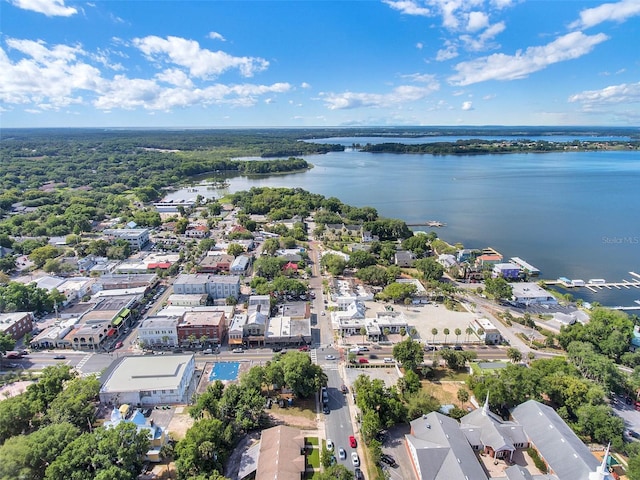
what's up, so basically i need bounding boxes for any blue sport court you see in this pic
[209,362,240,381]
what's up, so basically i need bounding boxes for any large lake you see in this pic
[165,138,640,308]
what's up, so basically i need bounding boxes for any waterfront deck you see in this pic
[407,220,447,227]
[544,272,640,292]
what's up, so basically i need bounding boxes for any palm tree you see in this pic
[457,388,470,407]
[410,327,417,339]
[359,326,367,344]
[443,328,450,345]
[465,327,473,343]
[431,328,438,346]
[454,328,462,345]
[383,327,390,339]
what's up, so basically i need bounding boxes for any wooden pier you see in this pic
[407,220,447,227]
[543,272,640,292]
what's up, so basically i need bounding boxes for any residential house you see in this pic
[394,250,416,267]
[184,224,209,238]
[105,407,169,462]
[492,262,522,280]
[252,426,306,480]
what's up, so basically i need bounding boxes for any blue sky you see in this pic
[1,0,639,128]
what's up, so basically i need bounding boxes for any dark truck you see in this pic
[5,351,23,359]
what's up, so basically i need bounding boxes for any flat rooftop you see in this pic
[100,354,194,393]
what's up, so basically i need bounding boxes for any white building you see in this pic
[511,282,558,306]
[103,228,150,250]
[472,317,502,345]
[173,273,241,299]
[138,316,180,347]
[230,255,250,274]
[99,354,195,406]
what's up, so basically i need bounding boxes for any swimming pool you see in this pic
[209,362,240,381]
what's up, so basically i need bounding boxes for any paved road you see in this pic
[324,368,357,472]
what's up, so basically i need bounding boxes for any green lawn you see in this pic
[306,436,319,446]
[307,446,320,468]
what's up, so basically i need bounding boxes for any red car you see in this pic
[358,358,368,364]
[298,345,310,352]
[114,341,123,349]
[349,435,357,448]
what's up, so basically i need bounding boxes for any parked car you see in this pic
[349,435,357,448]
[338,448,346,460]
[354,468,364,480]
[369,354,378,359]
[232,348,244,353]
[351,452,360,467]
[380,453,396,467]
[272,347,282,352]
[327,439,334,451]
[453,345,464,351]
[358,358,369,364]
[298,345,310,352]
[115,341,123,349]
[202,348,213,354]
[340,384,348,394]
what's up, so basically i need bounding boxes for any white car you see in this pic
[325,355,336,360]
[327,439,334,451]
[338,448,346,460]
[351,452,360,467]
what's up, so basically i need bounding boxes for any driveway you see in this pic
[381,423,415,480]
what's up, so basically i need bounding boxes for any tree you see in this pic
[227,243,245,257]
[392,338,424,372]
[45,422,150,480]
[465,326,473,343]
[46,375,100,430]
[506,347,522,363]
[0,422,80,480]
[484,277,513,301]
[413,257,444,281]
[457,388,470,407]
[379,282,416,303]
[359,327,367,343]
[443,328,450,345]
[315,465,354,480]
[253,257,286,280]
[28,245,60,269]
[440,349,476,370]
[398,369,421,395]
[431,328,438,346]
[320,254,346,276]
[454,328,462,345]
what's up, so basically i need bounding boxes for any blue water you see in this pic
[209,362,240,381]
[165,143,640,308]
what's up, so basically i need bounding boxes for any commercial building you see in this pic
[103,228,150,250]
[0,312,34,340]
[177,310,227,346]
[511,283,558,306]
[138,316,180,348]
[99,354,195,406]
[471,317,502,345]
[173,273,241,300]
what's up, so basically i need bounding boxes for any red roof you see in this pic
[148,262,171,269]
[283,262,298,271]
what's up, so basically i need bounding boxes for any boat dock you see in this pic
[407,220,447,227]
[509,257,540,276]
[544,272,640,292]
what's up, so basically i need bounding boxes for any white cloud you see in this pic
[208,32,227,42]
[0,37,291,113]
[416,42,424,50]
[436,42,458,61]
[322,82,440,110]
[570,0,640,29]
[568,82,640,107]
[0,39,102,107]
[449,31,608,86]
[467,11,489,31]
[133,35,269,79]
[482,93,496,100]
[462,101,473,110]
[383,0,431,17]
[300,82,311,89]
[460,21,505,51]
[9,0,77,17]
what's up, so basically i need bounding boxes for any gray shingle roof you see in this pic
[511,400,599,480]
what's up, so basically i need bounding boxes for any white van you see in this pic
[384,357,394,363]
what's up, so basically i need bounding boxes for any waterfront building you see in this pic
[511,283,558,306]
